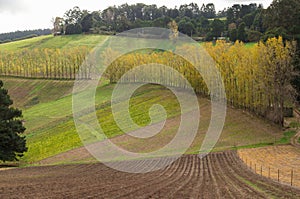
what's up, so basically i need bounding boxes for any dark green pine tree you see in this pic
[0,80,27,162]
[237,22,247,42]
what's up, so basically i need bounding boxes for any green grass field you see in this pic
[0,33,256,53]
[1,76,285,165]
[0,34,107,51]
[245,42,257,48]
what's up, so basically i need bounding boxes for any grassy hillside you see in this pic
[0,34,107,51]
[0,35,283,165]
[1,77,285,165]
[1,76,74,108]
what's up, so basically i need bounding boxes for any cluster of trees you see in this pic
[0,29,51,44]
[261,0,300,100]
[51,3,264,42]
[103,37,296,126]
[53,0,300,44]
[228,0,300,43]
[103,49,204,89]
[206,38,296,125]
[53,3,223,37]
[0,47,90,80]
[226,4,263,42]
[263,0,300,41]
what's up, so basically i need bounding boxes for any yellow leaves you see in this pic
[0,37,296,122]
[168,20,179,42]
[0,47,91,79]
[204,37,296,116]
[102,48,121,67]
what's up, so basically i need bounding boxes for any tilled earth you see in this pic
[1,151,300,199]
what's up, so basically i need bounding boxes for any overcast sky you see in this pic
[0,0,272,33]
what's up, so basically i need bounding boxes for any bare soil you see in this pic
[1,151,300,198]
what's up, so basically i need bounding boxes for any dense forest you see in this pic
[0,29,51,44]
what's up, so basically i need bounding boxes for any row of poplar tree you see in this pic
[102,37,295,126]
[0,37,296,125]
[0,47,90,79]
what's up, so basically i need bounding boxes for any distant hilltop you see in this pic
[0,29,51,44]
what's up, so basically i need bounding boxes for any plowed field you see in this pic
[1,151,300,198]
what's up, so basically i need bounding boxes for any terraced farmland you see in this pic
[1,151,300,198]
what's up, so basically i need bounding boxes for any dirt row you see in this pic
[1,151,300,198]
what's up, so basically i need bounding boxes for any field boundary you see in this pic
[238,145,300,189]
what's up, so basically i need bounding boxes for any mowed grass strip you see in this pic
[0,34,107,51]
[0,35,52,51]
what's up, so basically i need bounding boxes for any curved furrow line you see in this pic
[93,159,178,198]
[227,152,293,198]
[217,152,254,198]
[169,155,202,198]
[218,152,268,198]
[123,156,191,199]
[162,155,198,198]
[77,159,173,198]
[41,170,122,198]
[5,152,300,198]
[109,157,188,199]
[228,151,299,198]
[190,154,204,198]
[131,156,191,199]
[196,155,220,198]
[226,151,279,198]
[197,155,212,198]
[2,164,118,198]
[64,163,103,175]
[207,153,224,198]
[210,153,240,199]
[227,151,300,198]
[126,158,165,172]
[151,156,194,199]
[209,153,238,198]
[199,153,230,198]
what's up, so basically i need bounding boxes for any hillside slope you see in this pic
[0,77,284,165]
[0,34,287,164]
[1,77,74,108]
